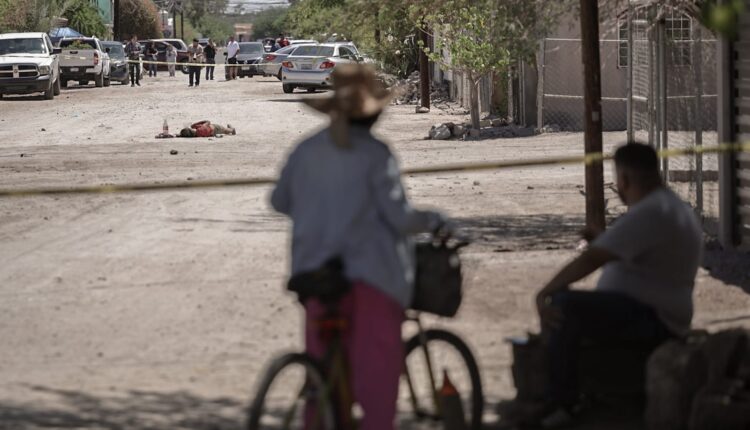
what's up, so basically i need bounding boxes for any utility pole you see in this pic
[419,25,430,111]
[579,0,606,231]
[113,0,120,40]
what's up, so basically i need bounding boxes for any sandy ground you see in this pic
[1,72,749,429]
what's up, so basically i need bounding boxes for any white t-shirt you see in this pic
[592,187,703,336]
[227,41,240,59]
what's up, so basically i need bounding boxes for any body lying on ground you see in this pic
[179,121,235,137]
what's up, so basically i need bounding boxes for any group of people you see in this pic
[270,64,704,430]
[123,35,218,88]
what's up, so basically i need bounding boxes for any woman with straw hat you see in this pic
[271,64,450,429]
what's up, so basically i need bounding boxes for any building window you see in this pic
[666,12,692,66]
[618,20,629,68]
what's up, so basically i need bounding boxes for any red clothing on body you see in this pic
[191,121,213,137]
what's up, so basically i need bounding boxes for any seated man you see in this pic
[534,143,703,427]
[179,121,236,137]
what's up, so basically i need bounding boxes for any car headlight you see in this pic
[38,65,51,75]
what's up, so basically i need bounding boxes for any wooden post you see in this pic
[180,11,184,40]
[113,0,120,40]
[580,0,606,231]
[419,26,430,110]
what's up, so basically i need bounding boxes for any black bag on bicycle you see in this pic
[412,240,464,317]
[287,257,352,305]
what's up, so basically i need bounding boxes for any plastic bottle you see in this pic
[163,118,169,135]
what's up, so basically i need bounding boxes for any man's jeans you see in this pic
[205,58,215,80]
[547,290,673,407]
[189,65,200,86]
[129,62,140,85]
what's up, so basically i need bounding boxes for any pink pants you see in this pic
[305,281,405,430]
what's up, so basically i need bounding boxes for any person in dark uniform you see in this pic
[146,42,158,77]
[204,39,216,80]
[124,35,141,87]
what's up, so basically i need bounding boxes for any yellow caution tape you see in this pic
[0,142,747,198]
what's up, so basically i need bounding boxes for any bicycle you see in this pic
[246,305,484,430]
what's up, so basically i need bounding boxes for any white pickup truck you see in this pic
[0,32,62,100]
[58,36,111,88]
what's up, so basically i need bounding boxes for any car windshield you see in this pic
[239,44,263,54]
[163,40,186,51]
[0,38,46,55]
[291,45,335,57]
[60,39,97,50]
[102,43,125,58]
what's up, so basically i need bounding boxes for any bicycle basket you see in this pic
[411,240,463,317]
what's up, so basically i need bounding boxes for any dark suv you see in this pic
[140,39,189,73]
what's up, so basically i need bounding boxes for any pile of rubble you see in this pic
[427,118,536,141]
[380,71,451,106]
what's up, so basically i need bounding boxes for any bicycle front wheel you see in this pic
[247,353,335,430]
[401,329,484,430]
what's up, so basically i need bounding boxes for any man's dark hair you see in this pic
[193,38,199,42]
[614,142,661,183]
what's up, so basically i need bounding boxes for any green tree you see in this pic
[250,7,289,40]
[120,0,162,39]
[414,0,569,129]
[183,0,228,28]
[63,0,107,37]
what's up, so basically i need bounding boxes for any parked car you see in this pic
[140,39,189,73]
[0,32,61,100]
[100,41,129,84]
[198,38,209,48]
[58,36,111,88]
[225,42,265,79]
[280,43,364,93]
[260,43,314,81]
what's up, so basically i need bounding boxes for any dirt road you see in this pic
[1,74,749,429]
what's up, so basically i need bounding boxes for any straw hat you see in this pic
[303,64,395,147]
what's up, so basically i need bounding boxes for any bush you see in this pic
[64,0,107,37]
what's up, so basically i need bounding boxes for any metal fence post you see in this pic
[658,15,669,177]
[537,39,546,131]
[627,3,634,142]
[693,22,704,216]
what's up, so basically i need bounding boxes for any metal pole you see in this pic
[659,17,669,178]
[717,26,737,247]
[180,11,184,40]
[419,25,430,110]
[626,2,634,142]
[580,0,606,231]
[648,5,656,146]
[538,39,546,130]
[113,0,120,40]
[693,22,704,216]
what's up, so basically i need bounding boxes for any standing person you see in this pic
[270,65,450,430]
[204,39,216,81]
[146,42,158,77]
[533,142,703,428]
[125,35,141,87]
[166,43,177,77]
[187,38,204,87]
[226,35,239,80]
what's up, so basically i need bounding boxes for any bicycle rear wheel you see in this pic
[401,329,484,429]
[247,353,335,430]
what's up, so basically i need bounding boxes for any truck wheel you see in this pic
[61,80,68,88]
[282,84,295,94]
[53,77,61,95]
[95,72,104,88]
[44,80,54,100]
[104,76,111,87]
[180,59,189,75]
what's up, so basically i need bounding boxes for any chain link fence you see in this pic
[627,4,719,225]
[535,2,719,228]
